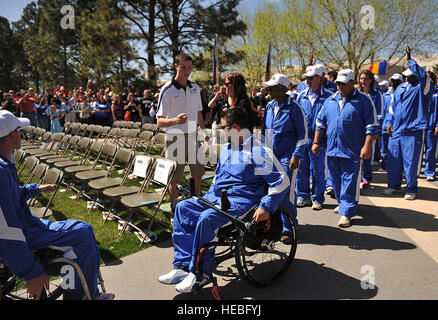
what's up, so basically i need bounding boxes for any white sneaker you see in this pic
[175,272,197,293]
[426,176,435,182]
[158,269,188,285]
[338,215,351,228]
[382,188,397,195]
[404,192,416,200]
[297,199,312,207]
[312,202,323,210]
[334,206,339,214]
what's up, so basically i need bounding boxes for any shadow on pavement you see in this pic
[173,258,378,300]
[297,223,416,251]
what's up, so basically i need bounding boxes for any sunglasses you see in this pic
[218,123,233,130]
[14,127,23,133]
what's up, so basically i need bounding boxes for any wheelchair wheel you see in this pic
[234,207,297,287]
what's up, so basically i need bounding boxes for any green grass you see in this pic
[18,162,214,265]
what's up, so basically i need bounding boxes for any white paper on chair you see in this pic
[132,156,150,178]
[153,160,173,185]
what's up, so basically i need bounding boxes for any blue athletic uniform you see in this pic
[361,87,384,183]
[424,88,438,178]
[381,88,394,170]
[262,95,308,229]
[316,89,378,217]
[0,154,101,299]
[295,86,334,205]
[384,59,430,193]
[172,136,289,276]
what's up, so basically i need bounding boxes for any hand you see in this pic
[39,184,57,193]
[289,157,300,171]
[175,113,188,125]
[386,125,393,137]
[406,45,411,61]
[26,273,49,300]
[253,207,270,223]
[360,145,372,160]
[311,143,320,156]
[435,127,438,136]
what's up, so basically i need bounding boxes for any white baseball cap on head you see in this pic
[304,65,325,78]
[0,110,30,138]
[262,74,291,88]
[402,68,413,77]
[314,64,326,73]
[335,69,355,84]
[379,80,390,87]
[390,73,404,82]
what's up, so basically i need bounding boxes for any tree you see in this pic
[79,0,138,91]
[0,17,17,91]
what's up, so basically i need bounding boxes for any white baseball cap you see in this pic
[335,69,355,84]
[0,110,30,138]
[304,65,325,78]
[262,74,290,88]
[379,80,390,87]
[402,68,413,77]
[390,73,404,82]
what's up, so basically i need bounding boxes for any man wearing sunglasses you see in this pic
[0,110,114,300]
[262,74,308,243]
[313,70,378,228]
[159,107,289,293]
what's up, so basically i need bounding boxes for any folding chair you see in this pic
[13,149,26,171]
[63,122,71,133]
[104,128,120,143]
[92,125,103,139]
[148,132,167,156]
[17,155,39,178]
[101,155,155,224]
[99,126,111,140]
[43,135,81,164]
[134,130,154,154]
[86,148,135,213]
[85,124,95,138]
[71,143,118,200]
[53,137,93,170]
[132,122,142,129]
[118,157,177,246]
[35,134,72,161]
[28,168,64,219]
[20,131,52,152]
[25,133,61,156]
[25,162,49,185]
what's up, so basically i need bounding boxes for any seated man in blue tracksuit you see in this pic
[158,107,290,293]
[295,65,335,210]
[0,110,113,300]
[313,69,378,228]
[261,74,308,242]
[424,74,438,181]
[383,46,431,200]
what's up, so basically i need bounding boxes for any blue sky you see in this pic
[1,0,265,22]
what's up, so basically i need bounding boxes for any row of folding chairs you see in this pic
[17,131,178,246]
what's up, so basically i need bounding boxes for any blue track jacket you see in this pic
[296,86,335,147]
[316,89,379,160]
[0,154,45,281]
[262,95,308,164]
[210,135,290,215]
[384,59,430,138]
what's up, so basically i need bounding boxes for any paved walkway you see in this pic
[99,171,438,300]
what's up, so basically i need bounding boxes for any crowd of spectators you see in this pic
[0,81,160,133]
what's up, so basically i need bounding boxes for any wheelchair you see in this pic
[175,181,298,300]
[0,248,107,300]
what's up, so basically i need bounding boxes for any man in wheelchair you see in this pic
[158,107,291,293]
[0,110,113,300]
